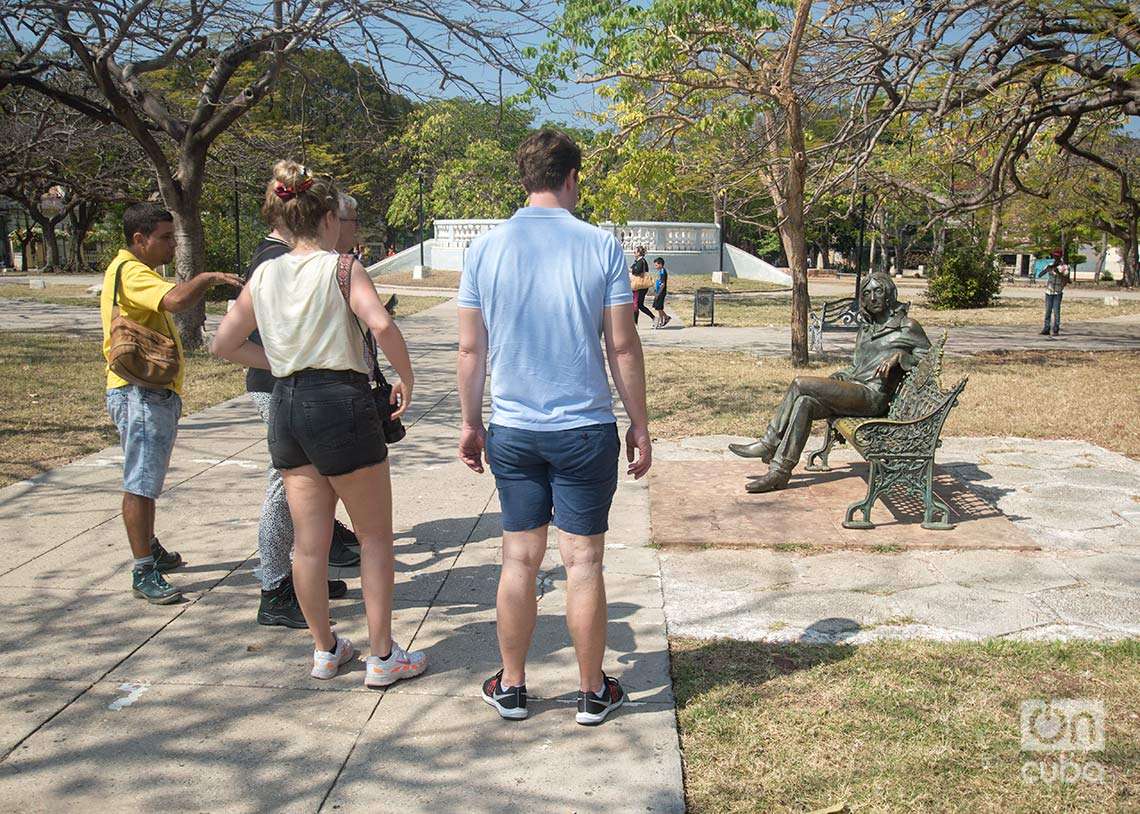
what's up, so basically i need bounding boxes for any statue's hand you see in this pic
[830,370,848,381]
[876,351,905,380]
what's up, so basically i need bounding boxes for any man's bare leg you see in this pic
[122,493,155,558]
[497,526,548,688]
[558,530,607,693]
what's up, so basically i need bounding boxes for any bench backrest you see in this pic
[887,332,954,422]
[822,298,856,319]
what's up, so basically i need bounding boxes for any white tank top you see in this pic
[248,251,368,378]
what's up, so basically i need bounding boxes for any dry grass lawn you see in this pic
[667,276,787,294]
[0,284,100,308]
[0,298,444,487]
[701,295,1140,329]
[374,269,462,289]
[0,332,246,487]
[645,349,1140,457]
[672,637,1139,813]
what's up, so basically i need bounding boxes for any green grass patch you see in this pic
[671,637,1140,813]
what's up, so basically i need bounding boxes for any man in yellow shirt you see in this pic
[101,203,240,604]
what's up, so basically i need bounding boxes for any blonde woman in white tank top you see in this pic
[212,162,427,687]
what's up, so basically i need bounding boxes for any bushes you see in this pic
[925,241,1002,309]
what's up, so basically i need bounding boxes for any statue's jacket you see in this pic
[833,305,932,396]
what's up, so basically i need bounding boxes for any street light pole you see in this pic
[855,190,867,299]
[718,188,726,275]
[417,170,426,269]
[232,164,241,277]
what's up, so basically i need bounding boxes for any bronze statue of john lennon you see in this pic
[730,273,931,493]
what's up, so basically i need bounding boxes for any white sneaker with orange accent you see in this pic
[364,641,427,688]
[311,635,354,680]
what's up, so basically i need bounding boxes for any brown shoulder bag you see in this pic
[106,260,181,388]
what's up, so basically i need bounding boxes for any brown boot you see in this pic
[728,439,777,462]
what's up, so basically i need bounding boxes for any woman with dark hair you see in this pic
[630,246,655,324]
[212,160,426,687]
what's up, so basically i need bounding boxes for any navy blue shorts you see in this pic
[486,422,620,536]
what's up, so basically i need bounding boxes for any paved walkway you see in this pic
[0,302,683,813]
[656,435,1140,643]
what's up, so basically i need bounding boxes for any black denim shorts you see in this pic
[268,369,388,476]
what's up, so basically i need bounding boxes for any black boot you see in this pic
[333,519,359,548]
[328,522,361,568]
[745,466,792,494]
[729,438,777,462]
[257,577,307,628]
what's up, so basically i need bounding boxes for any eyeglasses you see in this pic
[339,217,358,223]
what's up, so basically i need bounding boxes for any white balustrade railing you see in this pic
[598,221,720,253]
[432,219,721,254]
[433,219,505,248]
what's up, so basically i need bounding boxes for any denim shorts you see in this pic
[106,385,182,499]
[485,422,620,536]
[268,369,387,476]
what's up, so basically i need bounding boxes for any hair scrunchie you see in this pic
[273,172,315,201]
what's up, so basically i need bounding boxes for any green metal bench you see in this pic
[808,296,859,352]
[804,334,967,530]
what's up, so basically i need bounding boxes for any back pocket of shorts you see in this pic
[301,398,357,452]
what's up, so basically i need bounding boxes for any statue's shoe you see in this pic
[745,470,791,493]
[729,440,776,462]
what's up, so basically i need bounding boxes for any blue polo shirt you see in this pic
[458,206,633,431]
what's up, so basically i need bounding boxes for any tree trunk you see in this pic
[28,212,63,272]
[164,149,209,350]
[1093,233,1107,282]
[932,224,946,266]
[1126,206,1139,287]
[169,205,208,350]
[68,202,100,272]
[984,199,1003,257]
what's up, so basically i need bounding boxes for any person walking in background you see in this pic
[630,245,655,325]
[101,203,241,604]
[652,256,671,328]
[457,129,653,725]
[243,173,361,630]
[1039,248,1070,337]
[213,162,426,687]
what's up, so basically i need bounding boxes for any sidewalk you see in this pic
[0,302,684,813]
[636,318,1140,355]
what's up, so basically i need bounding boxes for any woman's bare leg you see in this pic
[281,466,337,651]
[329,461,395,656]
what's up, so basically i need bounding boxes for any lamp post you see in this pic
[232,164,241,277]
[414,169,426,279]
[854,189,867,299]
[714,187,728,284]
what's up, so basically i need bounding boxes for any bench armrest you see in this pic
[851,411,946,457]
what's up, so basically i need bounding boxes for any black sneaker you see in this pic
[329,527,361,568]
[576,674,626,726]
[328,579,348,599]
[132,566,182,605]
[257,577,307,628]
[334,519,360,548]
[150,537,183,572]
[482,669,528,720]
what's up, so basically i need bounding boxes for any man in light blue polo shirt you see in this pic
[457,129,652,726]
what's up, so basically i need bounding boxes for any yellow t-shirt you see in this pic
[100,249,184,394]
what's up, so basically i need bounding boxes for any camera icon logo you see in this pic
[1020,699,1104,753]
